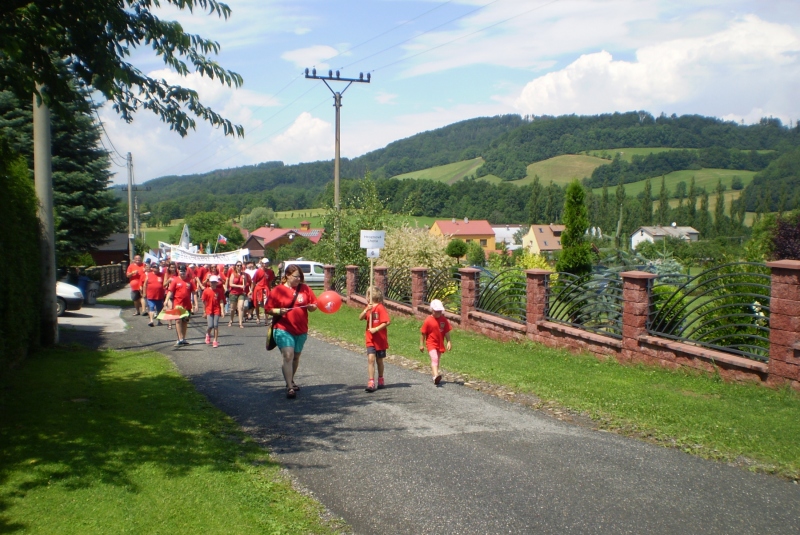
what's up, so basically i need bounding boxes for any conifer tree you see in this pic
[555,180,592,276]
[657,176,670,225]
[641,178,653,226]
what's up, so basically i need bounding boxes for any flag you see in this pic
[217,234,228,245]
[179,224,191,249]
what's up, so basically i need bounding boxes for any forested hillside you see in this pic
[741,147,800,212]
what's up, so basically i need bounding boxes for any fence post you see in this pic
[346,265,358,302]
[620,271,657,363]
[411,267,427,317]
[525,269,550,339]
[459,268,481,328]
[323,265,336,292]
[766,260,800,388]
[374,266,388,297]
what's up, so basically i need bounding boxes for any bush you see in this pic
[465,242,486,267]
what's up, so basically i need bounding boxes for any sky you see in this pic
[97,0,800,185]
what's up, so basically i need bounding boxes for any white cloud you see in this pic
[514,15,800,122]
[281,45,340,70]
[294,27,312,35]
[375,91,398,104]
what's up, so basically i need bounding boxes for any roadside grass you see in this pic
[98,298,130,308]
[0,346,341,534]
[141,222,181,249]
[312,304,800,479]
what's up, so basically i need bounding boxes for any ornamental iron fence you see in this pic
[332,271,347,297]
[355,266,370,296]
[425,267,461,314]
[647,262,770,362]
[385,267,412,305]
[475,268,527,324]
[545,271,624,338]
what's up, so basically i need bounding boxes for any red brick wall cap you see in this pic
[525,269,552,275]
[459,267,482,275]
[767,260,800,270]
[621,270,657,279]
[410,267,428,273]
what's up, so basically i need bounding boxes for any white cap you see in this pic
[430,299,445,312]
[261,258,269,263]
[209,275,220,282]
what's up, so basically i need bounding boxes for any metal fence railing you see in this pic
[425,267,461,314]
[332,271,347,297]
[355,267,370,296]
[648,262,771,362]
[475,268,526,324]
[385,267,411,305]
[545,271,624,339]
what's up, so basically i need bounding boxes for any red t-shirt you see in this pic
[254,267,275,289]
[127,262,145,291]
[168,276,195,310]
[269,283,317,336]
[202,286,226,316]
[228,272,246,295]
[144,271,165,300]
[364,303,390,351]
[421,315,452,353]
[195,266,208,284]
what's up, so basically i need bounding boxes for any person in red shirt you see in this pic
[201,275,226,348]
[165,265,195,346]
[227,261,248,328]
[193,264,208,312]
[268,264,317,399]
[251,257,276,325]
[359,287,391,392]
[162,263,178,330]
[419,299,452,385]
[126,255,146,316]
[141,262,166,327]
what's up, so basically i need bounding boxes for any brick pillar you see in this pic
[374,266,388,297]
[346,265,358,303]
[620,271,656,363]
[525,269,551,339]
[411,267,427,317]
[767,260,800,388]
[459,268,481,328]
[323,265,336,292]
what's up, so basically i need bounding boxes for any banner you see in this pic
[169,247,250,265]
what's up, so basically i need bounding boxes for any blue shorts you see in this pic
[273,329,308,353]
[147,299,164,313]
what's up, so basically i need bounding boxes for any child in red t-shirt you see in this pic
[359,287,390,392]
[202,275,226,347]
[419,299,452,385]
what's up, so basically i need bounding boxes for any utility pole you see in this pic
[127,152,134,261]
[34,87,57,345]
[304,68,370,213]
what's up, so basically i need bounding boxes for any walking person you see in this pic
[251,258,275,325]
[141,262,165,327]
[227,261,247,328]
[359,287,390,392]
[201,275,226,348]
[162,263,178,330]
[268,264,317,399]
[165,265,195,346]
[419,299,452,385]
[126,254,146,316]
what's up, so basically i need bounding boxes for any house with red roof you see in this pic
[243,220,324,260]
[429,218,496,254]
[522,224,565,255]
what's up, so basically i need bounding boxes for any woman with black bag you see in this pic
[267,264,317,399]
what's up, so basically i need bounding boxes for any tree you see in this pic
[465,241,486,267]
[657,175,670,225]
[527,175,542,223]
[171,211,242,252]
[240,206,276,231]
[445,239,468,262]
[555,180,592,276]
[379,224,451,272]
[687,176,697,225]
[0,0,244,137]
[640,178,653,226]
[714,178,727,236]
[0,90,125,260]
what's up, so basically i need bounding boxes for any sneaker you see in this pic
[175,340,183,347]
[157,321,163,326]
[148,322,154,327]
[434,374,442,385]
[180,339,190,346]
[212,341,219,348]
[365,380,376,392]
[205,334,211,345]
[377,377,385,389]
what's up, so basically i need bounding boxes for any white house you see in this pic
[631,225,700,250]
[492,224,524,250]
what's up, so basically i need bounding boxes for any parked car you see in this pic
[56,281,84,316]
[281,259,325,287]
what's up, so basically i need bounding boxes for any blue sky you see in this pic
[99,0,800,184]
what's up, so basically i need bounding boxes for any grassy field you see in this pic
[599,168,756,198]
[394,158,483,183]
[586,147,695,162]
[312,305,800,479]
[0,346,340,534]
[141,222,182,249]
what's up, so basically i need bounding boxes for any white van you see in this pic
[282,260,325,287]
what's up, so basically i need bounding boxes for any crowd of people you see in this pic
[126,254,453,399]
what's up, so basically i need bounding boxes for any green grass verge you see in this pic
[312,305,800,479]
[0,346,341,534]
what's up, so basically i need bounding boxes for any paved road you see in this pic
[63,295,800,534]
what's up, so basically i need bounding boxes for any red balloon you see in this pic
[317,291,342,314]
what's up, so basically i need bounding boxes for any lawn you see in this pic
[141,221,182,249]
[0,346,341,534]
[312,304,800,479]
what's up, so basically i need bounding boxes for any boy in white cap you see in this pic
[201,275,226,347]
[419,299,452,385]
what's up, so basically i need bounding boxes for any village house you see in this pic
[630,225,700,250]
[429,218,496,254]
[242,220,324,260]
[522,224,565,255]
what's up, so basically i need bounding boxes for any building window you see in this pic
[465,239,472,243]
[557,240,561,245]
[538,228,543,233]
[480,239,487,246]
[543,241,548,246]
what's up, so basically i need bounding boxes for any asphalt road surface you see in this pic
[62,300,800,535]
